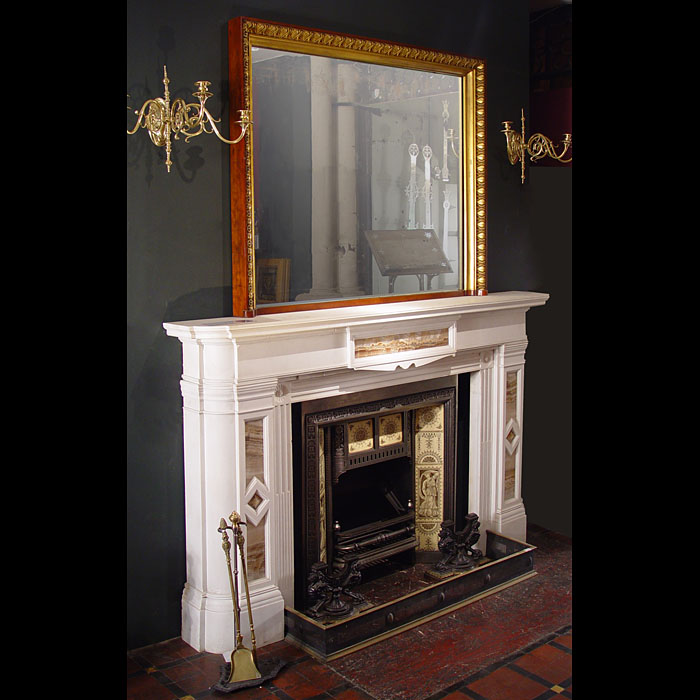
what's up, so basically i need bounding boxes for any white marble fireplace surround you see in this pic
[164,290,548,655]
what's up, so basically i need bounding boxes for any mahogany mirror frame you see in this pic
[228,16,487,317]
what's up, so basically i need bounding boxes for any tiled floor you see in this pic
[127,627,571,700]
[127,526,571,700]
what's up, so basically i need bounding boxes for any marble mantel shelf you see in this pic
[164,291,549,340]
[163,290,549,655]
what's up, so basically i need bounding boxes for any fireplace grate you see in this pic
[334,519,417,570]
[348,444,406,468]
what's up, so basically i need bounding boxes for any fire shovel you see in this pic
[219,514,262,684]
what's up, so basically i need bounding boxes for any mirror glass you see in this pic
[251,47,464,308]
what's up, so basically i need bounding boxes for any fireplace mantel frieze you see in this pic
[165,291,548,378]
[164,291,548,655]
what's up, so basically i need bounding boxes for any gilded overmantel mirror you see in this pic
[228,17,487,317]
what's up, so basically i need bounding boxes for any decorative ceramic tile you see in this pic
[378,413,402,446]
[415,404,444,432]
[414,404,444,551]
[348,419,374,453]
[319,428,327,563]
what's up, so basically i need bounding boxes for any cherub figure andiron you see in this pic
[306,560,365,619]
[434,513,483,573]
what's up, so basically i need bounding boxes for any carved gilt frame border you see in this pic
[228,17,487,317]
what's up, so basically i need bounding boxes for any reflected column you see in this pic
[296,56,340,301]
[336,62,363,297]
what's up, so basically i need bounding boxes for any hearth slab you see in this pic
[284,530,536,660]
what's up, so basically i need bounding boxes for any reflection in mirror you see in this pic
[251,47,463,307]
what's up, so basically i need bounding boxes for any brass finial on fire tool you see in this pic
[220,514,261,684]
[212,514,286,694]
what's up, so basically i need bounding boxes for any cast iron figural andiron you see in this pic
[434,513,483,572]
[306,560,365,619]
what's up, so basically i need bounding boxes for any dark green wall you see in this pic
[127,0,571,651]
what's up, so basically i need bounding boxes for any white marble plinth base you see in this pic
[182,582,285,654]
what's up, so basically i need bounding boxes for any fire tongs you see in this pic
[212,512,285,693]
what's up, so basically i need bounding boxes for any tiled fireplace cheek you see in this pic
[164,291,548,656]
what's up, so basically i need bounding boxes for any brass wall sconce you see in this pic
[502,108,571,183]
[127,65,251,172]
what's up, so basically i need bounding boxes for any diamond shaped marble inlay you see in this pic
[244,476,270,526]
[248,491,264,511]
[504,418,520,455]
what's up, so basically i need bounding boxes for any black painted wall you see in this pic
[127,0,571,651]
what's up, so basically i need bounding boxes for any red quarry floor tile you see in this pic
[215,686,278,699]
[133,637,195,667]
[556,632,572,649]
[464,666,550,700]
[157,660,201,684]
[332,689,376,700]
[162,669,211,696]
[293,657,348,691]
[187,651,228,679]
[259,639,308,663]
[272,664,311,688]
[127,655,142,675]
[512,642,572,685]
[272,664,337,699]
[126,671,180,700]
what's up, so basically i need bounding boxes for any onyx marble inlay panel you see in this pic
[245,419,267,581]
[504,371,521,501]
[354,328,450,358]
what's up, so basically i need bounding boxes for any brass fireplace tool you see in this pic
[212,512,285,694]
